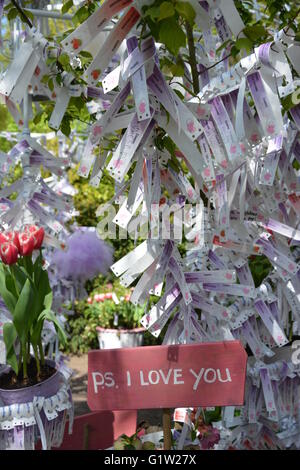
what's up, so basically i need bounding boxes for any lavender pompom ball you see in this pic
[51,228,114,282]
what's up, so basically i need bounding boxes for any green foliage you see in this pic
[61,0,74,15]
[63,280,159,354]
[90,299,144,329]
[142,0,196,56]
[0,250,66,377]
[249,255,273,287]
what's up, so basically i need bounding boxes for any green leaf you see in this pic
[33,111,44,124]
[48,78,54,92]
[169,62,185,76]
[44,291,53,310]
[145,6,161,21]
[158,2,175,21]
[56,74,63,86]
[41,74,50,85]
[10,264,28,291]
[235,37,253,53]
[70,95,85,111]
[13,279,34,341]
[243,25,267,42]
[3,323,18,374]
[40,310,67,345]
[23,10,34,21]
[5,273,18,298]
[79,51,93,59]
[0,265,17,314]
[159,17,186,55]
[33,251,43,286]
[216,39,233,54]
[60,116,71,137]
[58,53,70,68]
[175,1,196,24]
[7,8,18,21]
[62,0,73,14]
[31,314,45,348]
[35,268,51,316]
[73,5,89,25]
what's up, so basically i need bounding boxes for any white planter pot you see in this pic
[96,326,145,349]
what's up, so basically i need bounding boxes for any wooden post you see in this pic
[83,424,90,450]
[163,408,172,450]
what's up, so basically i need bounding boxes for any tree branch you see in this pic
[283,7,300,33]
[198,52,232,75]
[10,0,33,28]
[185,21,199,95]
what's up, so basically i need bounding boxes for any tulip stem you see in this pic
[9,266,19,296]
[38,340,45,367]
[18,352,22,374]
[23,255,33,277]
[22,342,28,380]
[27,333,31,361]
[33,345,41,379]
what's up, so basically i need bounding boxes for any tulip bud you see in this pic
[19,233,35,256]
[105,293,113,300]
[87,297,93,304]
[0,242,18,265]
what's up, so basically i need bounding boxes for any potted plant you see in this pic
[88,290,145,349]
[0,225,73,450]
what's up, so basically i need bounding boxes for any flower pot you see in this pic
[96,326,145,349]
[0,361,73,450]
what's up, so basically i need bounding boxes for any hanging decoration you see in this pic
[0,0,300,450]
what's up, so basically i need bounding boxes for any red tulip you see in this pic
[27,225,45,249]
[0,233,7,244]
[0,242,18,265]
[19,233,35,256]
[6,231,20,252]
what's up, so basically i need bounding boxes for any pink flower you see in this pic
[125,294,131,302]
[198,425,220,450]
[105,293,113,300]
[87,297,93,304]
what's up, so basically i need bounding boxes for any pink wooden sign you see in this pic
[88,341,247,411]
